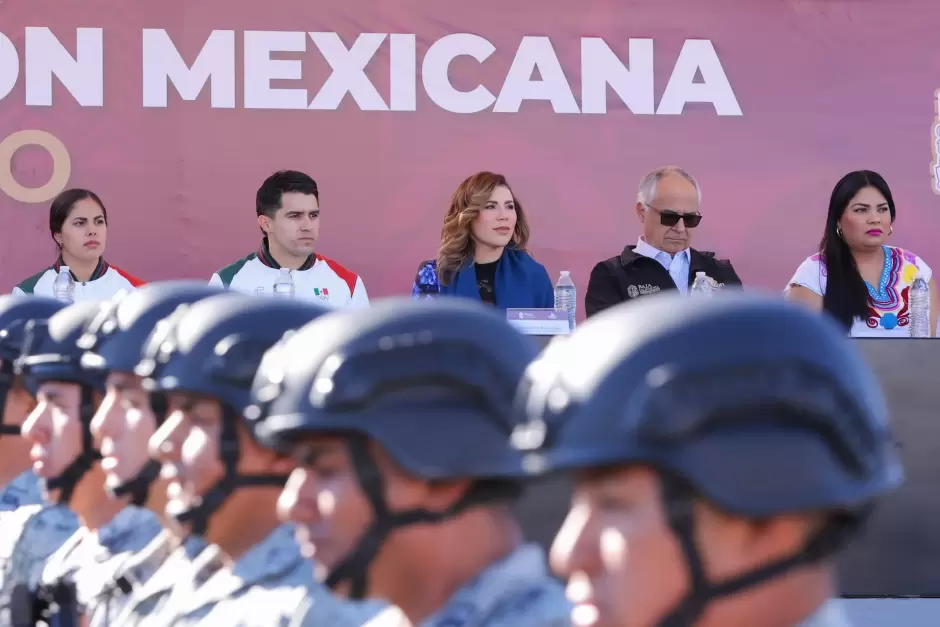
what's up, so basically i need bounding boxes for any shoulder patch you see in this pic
[216,254,256,287]
[318,254,359,296]
[111,265,146,287]
[16,268,52,294]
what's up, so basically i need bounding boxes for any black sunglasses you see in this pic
[646,204,702,228]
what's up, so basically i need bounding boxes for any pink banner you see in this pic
[1,0,938,300]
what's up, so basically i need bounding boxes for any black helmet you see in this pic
[252,297,540,598]
[15,301,113,504]
[76,281,230,506]
[135,294,327,536]
[0,295,66,436]
[515,291,902,627]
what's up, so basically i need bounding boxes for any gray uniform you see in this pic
[37,506,163,625]
[114,534,208,627]
[156,523,354,627]
[290,594,395,627]
[799,601,851,626]
[0,471,44,512]
[294,543,571,627]
[0,502,78,626]
[89,530,203,627]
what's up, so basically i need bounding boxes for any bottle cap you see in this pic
[696,271,706,277]
[560,271,570,276]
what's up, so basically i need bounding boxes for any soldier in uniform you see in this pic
[129,295,359,626]
[0,297,72,626]
[0,296,65,513]
[252,298,571,627]
[17,300,163,625]
[78,282,231,625]
[516,292,902,627]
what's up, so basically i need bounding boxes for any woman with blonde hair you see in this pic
[412,172,554,309]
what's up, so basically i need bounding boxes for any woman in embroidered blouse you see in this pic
[12,189,144,299]
[786,170,938,337]
[411,172,554,310]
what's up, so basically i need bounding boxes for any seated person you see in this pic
[585,165,740,317]
[786,169,938,336]
[412,172,553,310]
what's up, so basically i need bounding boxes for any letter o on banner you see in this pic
[0,130,71,204]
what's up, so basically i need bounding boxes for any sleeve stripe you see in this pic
[110,265,146,287]
[317,255,359,297]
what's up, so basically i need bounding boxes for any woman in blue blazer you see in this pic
[412,171,554,310]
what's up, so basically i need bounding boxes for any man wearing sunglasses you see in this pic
[585,165,741,317]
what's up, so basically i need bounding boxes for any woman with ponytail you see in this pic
[12,189,144,299]
[786,170,938,336]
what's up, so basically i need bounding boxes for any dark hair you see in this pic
[820,170,896,330]
[256,170,319,219]
[49,188,107,247]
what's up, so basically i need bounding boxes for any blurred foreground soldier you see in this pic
[78,282,229,624]
[0,297,69,625]
[0,296,65,513]
[517,292,902,627]
[131,296,343,626]
[16,301,163,626]
[252,298,571,626]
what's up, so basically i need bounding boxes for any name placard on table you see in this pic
[506,308,571,335]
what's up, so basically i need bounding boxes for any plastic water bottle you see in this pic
[554,271,577,331]
[272,268,295,298]
[53,266,75,303]
[690,272,714,296]
[909,274,931,337]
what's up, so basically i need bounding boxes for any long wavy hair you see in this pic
[820,170,896,330]
[437,172,531,286]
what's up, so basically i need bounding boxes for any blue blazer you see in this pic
[412,249,554,310]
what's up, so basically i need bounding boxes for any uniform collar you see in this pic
[54,256,110,281]
[634,237,690,263]
[41,506,159,589]
[179,523,303,611]
[92,506,162,555]
[257,238,315,271]
[120,534,209,607]
[424,543,563,624]
[796,600,851,627]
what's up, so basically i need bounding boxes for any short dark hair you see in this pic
[256,171,319,219]
[49,188,107,246]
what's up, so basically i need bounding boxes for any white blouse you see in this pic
[786,245,932,338]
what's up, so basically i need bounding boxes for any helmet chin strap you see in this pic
[655,477,865,627]
[324,435,519,600]
[171,403,288,537]
[109,460,161,507]
[0,363,20,436]
[45,386,102,505]
[108,392,170,507]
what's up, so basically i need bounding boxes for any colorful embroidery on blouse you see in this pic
[813,247,924,331]
[864,246,919,330]
[810,252,827,278]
